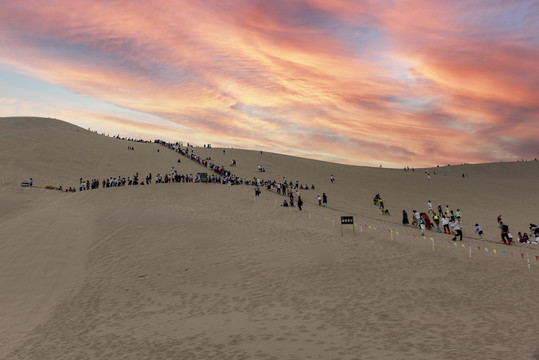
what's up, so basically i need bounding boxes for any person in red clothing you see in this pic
[423,213,432,230]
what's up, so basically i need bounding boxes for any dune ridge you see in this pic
[1,117,539,359]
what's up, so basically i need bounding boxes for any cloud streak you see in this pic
[0,0,537,166]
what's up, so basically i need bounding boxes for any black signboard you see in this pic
[341,216,355,235]
[341,216,354,224]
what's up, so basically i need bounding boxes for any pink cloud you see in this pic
[0,0,537,167]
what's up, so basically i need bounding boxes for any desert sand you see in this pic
[1,116,539,359]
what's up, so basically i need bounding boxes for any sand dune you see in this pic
[1,116,539,359]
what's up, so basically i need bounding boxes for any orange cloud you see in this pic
[0,0,537,167]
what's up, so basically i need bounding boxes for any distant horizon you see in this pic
[4,115,537,170]
[0,1,537,167]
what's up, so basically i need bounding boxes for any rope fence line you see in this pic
[248,184,533,247]
[243,186,539,270]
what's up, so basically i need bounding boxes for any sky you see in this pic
[0,0,537,167]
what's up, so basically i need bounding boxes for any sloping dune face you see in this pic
[1,117,539,359]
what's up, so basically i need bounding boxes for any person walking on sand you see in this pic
[317,195,322,206]
[475,223,483,239]
[500,221,510,244]
[423,212,432,230]
[442,215,450,234]
[322,193,327,207]
[330,174,335,183]
[414,210,420,227]
[402,210,409,225]
[419,214,426,236]
[452,219,463,241]
[427,200,433,214]
[433,213,440,232]
[29,178,33,187]
[506,232,513,245]
[298,196,303,211]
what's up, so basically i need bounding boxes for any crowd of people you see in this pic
[154,140,330,213]
[515,228,539,244]
[401,201,466,240]
[69,137,512,226]
[397,200,539,246]
[75,173,152,192]
[373,193,390,215]
[497,216,539,246]
[44,135,538,247]
[399,202,467,241]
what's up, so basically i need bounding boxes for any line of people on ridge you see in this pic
[76,173,150,191]
[158,141,331,208]
[54,139,333,214]
[156,141,333,209]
